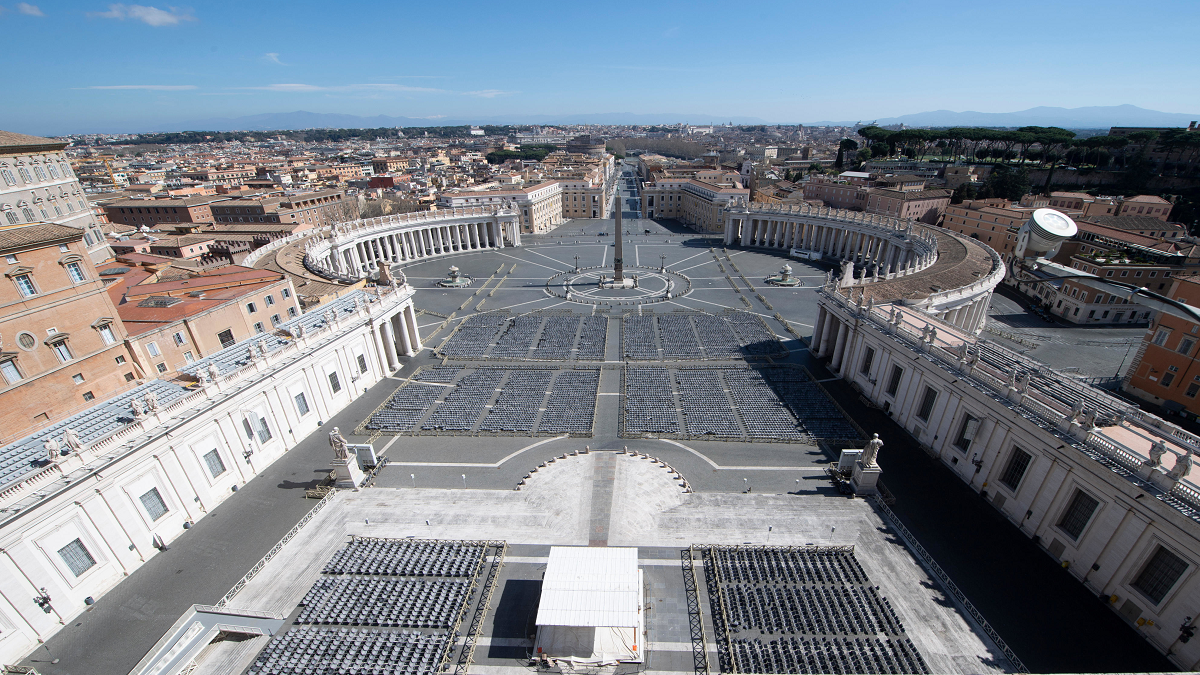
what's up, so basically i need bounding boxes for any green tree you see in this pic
[835,139,858,169]
[983,164,1031,202]
[951,182,978,204]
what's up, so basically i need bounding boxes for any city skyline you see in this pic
[2,0,1198,134]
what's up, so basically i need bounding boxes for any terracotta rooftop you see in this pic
[0,222,84,252]
[1080,215,1184,231]
[860,228,997,303]
[0,130,67,153]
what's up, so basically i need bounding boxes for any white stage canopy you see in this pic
[534,546,643,665]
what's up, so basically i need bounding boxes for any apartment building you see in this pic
[103,196,229,228]
[641,177,749,234]
[1125,274,1200,416]
[1048,192,1175,224]
[805,174,952,225]
[436,181,565,234]
[0,223,137,444]
[210,189,347,231]
[1,130,111,264]
[105,257,300,377]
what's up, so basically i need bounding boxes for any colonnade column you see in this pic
[811,307,827,355]
[379,320,400,371]
[392,311,412,356]
[404,303,422,352]
[830,321,850,370]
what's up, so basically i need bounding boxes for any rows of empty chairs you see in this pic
[729,635,929,674]
[693,312,745,360]
[422,368,507,431]
[492,315,542,358]
[246,626,450,675]
[620,310,786,361]
[676,369,743,437]
[439,312,510,358]
[709,547,869,586]
[724,584,904,637]
[538,369,601,436]
[296,577,470,628]
[479,370,553,433]
[701,547,929,674]
[534,316,580,360]
[659,314,703,360]
[323,539,485,577]
[622,315,659,359]
[575,315,608,360]
[725,310,789,358]
[764,367,859,440]
[724,369,807,440]
[622,366,680,434]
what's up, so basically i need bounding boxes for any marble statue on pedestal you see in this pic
[44,436,60,462]
[1169,448,1193,480]
[1147,439,1167,467]
[62,427,84,454]
[329,427,350,460]
[862,433,883,466]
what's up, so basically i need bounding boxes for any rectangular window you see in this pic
[203,449,226,478]
[66,262,86,283]
[1,359,21,384]
[1058,489,1100,540]
[287,307,297,318]
[146,341,160,357]
[58,538,96,577]
[1133,546,1189,605]
[328,371,342,394]
[217,329,235,348]
[82,390,94,401]
[265,294,275,306]
[72,373,84,384]
[916,386,937,421]
[294,392,310,416]
[1152,328,1170,346]
[885,365,903,397]
[139,487,169,521]
[14,274,36,297]
[1179,338,1195,356]
[173,332,186,346]
[357,354,369,374]
[156,363,168,374]
[281,288,291,299]
[271,314,281,326]
[98,325,116,345]
[254,322,265,334]
[243,412,273,443]
[999,448,1032,490]
[246,302,257,314]
[954,414,980,452]
[860,347,875,376]
[52,342,72,362]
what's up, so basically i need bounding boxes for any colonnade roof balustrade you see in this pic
[820,285,1200,523]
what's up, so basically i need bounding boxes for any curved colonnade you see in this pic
[304,206,523,281]
[724,201,1003,336]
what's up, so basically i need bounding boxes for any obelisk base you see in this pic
[331,457,365,489]
[850,460,882,496]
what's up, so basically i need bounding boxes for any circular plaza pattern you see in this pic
[545,266,692,305]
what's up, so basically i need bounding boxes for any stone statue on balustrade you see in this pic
[861,433,884,466]
[1079,409,1097,431]
[1169,448,1193,480]
[926,327,937,346]
[196,369,209,387]
[1147,439,1168,467]
[329,426,350,460]
[325,310,336,326]
[1015,372,1032,395]
[207,362,221,383]
[839,260,854,287]
[257,339,270,358]
[144,389,159,412]
[1007,370,1018,391]
[62,427,84,454]
[131,396,145,418]
[44,436,60,463]
[1067,400,1084,422]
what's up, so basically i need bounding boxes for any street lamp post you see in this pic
[461,473,467,489]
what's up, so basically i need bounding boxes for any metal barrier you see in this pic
[870,495,1029,673]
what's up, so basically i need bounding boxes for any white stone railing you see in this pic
[240,231,309,268]
[0,287,411,512]
[922,240,1006,310]
[821,287,1200,503]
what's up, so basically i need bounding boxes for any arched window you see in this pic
[47,164,60,179]
[1,169,15,186]
[18,167,32,183]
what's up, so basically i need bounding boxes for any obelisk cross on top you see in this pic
[613,187,624,282]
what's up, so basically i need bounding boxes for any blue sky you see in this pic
[3,0,1199,135]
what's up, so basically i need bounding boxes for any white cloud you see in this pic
[16,3,44,15]
[90,4,194,26]
[87,84,197,90]
[463,89,514,98]
[262,52,285,65]
[243,83,444,93]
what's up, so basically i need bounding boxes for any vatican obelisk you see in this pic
[613,189,625,283]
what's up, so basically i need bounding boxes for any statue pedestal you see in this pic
[1150,469,1179,493]
[331,457,364,490]
[851,460,882,496]
[1136,463,1160,482]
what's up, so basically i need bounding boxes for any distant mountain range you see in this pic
[804,105,1199,129]
[58,104,1199,136]
[114,111,769,134]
